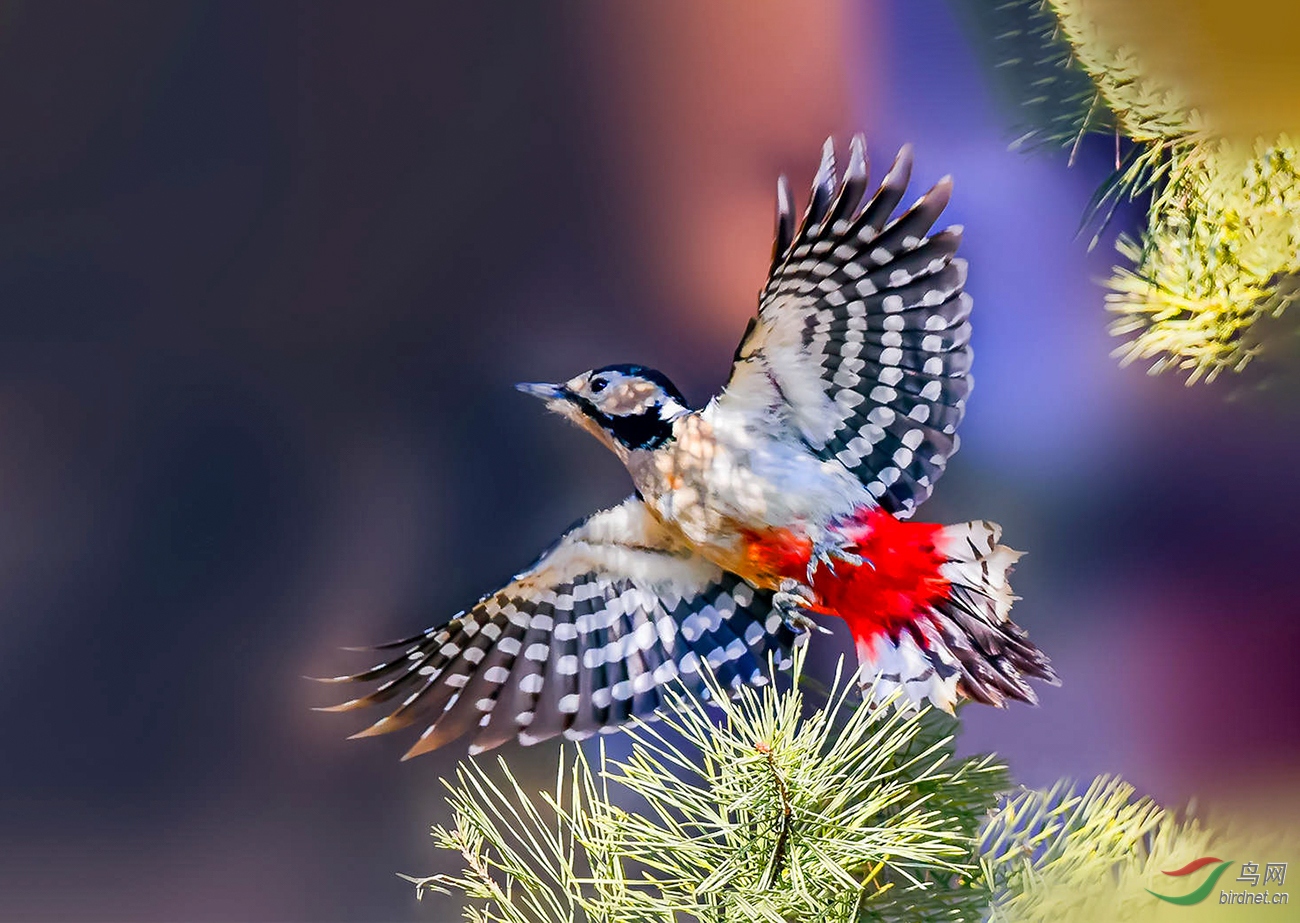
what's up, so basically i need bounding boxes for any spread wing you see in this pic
[716,136,972,517]
[315,497,796,757]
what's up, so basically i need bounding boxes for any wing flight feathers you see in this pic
[316,497,795,756]
[721,135,972,518]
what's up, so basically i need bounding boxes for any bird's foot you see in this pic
[807,535,873,582]
[774,579,832,635]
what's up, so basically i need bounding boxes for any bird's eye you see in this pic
[589,377,607,394]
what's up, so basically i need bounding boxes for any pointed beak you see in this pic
[515,381,567,402]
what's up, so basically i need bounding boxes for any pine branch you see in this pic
[949,0,1110,152]
[964,0,1300,382]
[1047,1,1202,143]
[405,659,1296,921]
[1107,137,1300,382]
[410,648,1008,923]
[981,775,1299,922]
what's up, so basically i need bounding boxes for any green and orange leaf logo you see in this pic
[1147,857,1233,905]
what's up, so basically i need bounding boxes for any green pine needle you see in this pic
[981,775,1299,922]
[950,0,1110,152]
[1107,137,1300,382]
[403,655,1294,921]
[408,648,1008,923]
[966,0,1300,382]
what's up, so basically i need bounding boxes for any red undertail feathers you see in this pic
[744,508,1055,711]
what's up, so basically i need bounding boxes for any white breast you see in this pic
[625,404,870,548]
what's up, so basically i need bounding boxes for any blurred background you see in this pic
[0,1,1296,920]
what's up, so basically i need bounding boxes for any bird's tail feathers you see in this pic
[858,519,1057,712]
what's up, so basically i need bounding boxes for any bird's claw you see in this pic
[773,579,832,635]
[807,538,871,582]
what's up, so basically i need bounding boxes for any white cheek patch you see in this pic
[600,378,660,416]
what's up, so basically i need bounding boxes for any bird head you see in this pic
[516,364,690,457]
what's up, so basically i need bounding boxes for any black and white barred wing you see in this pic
[316,497,796,758]
[717,135,972,517]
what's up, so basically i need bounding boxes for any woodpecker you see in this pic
[318,135,1057,758]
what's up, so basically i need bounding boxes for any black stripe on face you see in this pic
[606,407,674,450]
[577,401,674,451]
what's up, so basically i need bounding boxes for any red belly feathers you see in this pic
[741,507,950,646]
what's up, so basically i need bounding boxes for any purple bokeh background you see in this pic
[0,3,1296,920]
